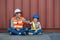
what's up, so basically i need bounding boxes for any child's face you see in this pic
[33,18,38,23]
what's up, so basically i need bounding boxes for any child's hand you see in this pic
[35,30,38,32]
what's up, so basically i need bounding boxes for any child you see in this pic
[28,14,42,35]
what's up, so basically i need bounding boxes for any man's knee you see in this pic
[8,27,12,31]
[8,27,16,32]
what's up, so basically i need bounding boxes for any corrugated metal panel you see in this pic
[6,0,14,28]
[39,0,46,28]
[54,0,60,28]
[0,0,7,28]
[0,0,60,32]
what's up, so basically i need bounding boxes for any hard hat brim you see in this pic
[15,12,22,14]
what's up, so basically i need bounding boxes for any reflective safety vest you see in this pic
[12,17,24,28]
[31,21,40,30]
[31,21,36,30]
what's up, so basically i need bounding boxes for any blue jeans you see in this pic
[8,27,28,35]
[29,29,42,35]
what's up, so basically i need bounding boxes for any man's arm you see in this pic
[22,18,30,24]
[11,19,14,28]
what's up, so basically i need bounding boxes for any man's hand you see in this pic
[27,20,30,24]
[16,29,20,31]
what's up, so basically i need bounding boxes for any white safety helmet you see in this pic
[14,9,21,14]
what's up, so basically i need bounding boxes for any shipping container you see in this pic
[0,0,60,32]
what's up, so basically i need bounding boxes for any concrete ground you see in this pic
[0,32,60,40]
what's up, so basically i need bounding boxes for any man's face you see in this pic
[16,13,21,17]
[33,18,38,23]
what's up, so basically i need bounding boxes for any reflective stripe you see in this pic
[13,21,22,24]
[14,26,23,28]
[18,21,22,23]
[13,22,17,24]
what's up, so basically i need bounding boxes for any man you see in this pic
[8,9,29,35]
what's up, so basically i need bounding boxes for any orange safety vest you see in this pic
[12,17,24,28]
